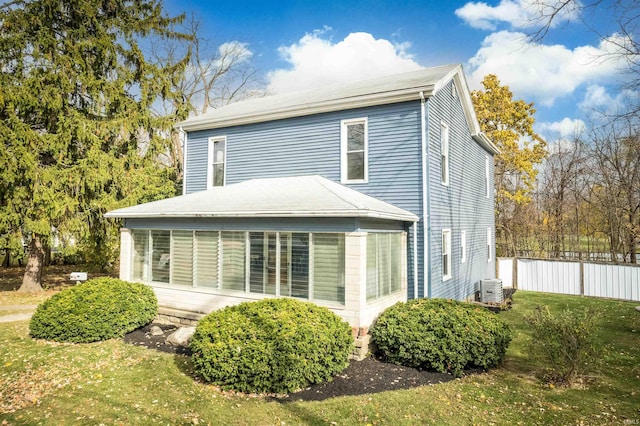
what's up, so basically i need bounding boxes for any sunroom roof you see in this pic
[105,175,419,222]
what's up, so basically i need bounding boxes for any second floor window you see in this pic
[208,137,226,188]
[341,118,368,183]
[442,229,452,281]
[485,155,491,198]
[441,122,449,186]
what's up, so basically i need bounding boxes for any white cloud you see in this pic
[455,0,579,31]
[538,117,586,139]
[267,31,422,94]
[467,31,628,106]
[580,84,639,114]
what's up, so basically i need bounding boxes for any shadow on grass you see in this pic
[0,265,116,292]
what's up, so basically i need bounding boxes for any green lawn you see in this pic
[1,289,639,425]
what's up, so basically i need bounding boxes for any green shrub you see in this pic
[30,277,157,343]
[371,299,512,377]
[190,298,353,394]
[525,305,601,385]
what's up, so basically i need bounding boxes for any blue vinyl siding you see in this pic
[184,101,424,299]
[427,80,496,300]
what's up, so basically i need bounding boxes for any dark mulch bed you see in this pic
[123,322,458,401]
[124,322,191,355]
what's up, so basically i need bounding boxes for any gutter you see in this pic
[179,127,187,195]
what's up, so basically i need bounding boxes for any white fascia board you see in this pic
[105,210,419,222]
[447,68,501,156]
[177,86,437,132]
[473,133,500,155]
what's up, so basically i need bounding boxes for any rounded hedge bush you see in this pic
[371,299,512,377]
[190,298,353,394]
[29,277,157,343]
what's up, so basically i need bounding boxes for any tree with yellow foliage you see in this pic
[471,74,547,256]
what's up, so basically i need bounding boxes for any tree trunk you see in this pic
[2,249,9,268]
[19,234,45,293]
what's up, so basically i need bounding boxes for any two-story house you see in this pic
[106,63,499,335]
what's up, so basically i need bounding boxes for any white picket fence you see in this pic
[497,257,640,302]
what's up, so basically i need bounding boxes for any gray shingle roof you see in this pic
[178,64,460,132]
[105,175,419,222]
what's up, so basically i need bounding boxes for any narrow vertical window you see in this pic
[341,118,368,183]
[485,156,490,198]
[442,229,452,281]
[171,230,194,286]
[440,122,449,186]
[131,229,149,282]
[194,231,219,288]
[487,227,492,263]
[150,230,170,284]
[460,230,467,264]
[208,137,226,188]
[312,233,345,304]
[221,231,245,291]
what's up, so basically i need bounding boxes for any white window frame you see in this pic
[487,227,492,263]
[207,136,226,189]
[341,118,368,183]
[485,155,491,199]
[442,229,452,281]
[440,122,449,186]
[460,230,467,264]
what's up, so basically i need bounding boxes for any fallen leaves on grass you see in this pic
[0,366,78,413]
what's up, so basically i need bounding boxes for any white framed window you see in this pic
[487,227,492,263]
[366,233,403,301]
[460,230,467,264]
[485,156,491,198]
[442,229,452,281]
[129,229,345,305]
[440,122,449,186]
[207,136,226,188]
[341,118,368,183]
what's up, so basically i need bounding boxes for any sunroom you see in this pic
[105,175,418,330]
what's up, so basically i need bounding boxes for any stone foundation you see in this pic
[155,307,205,326]
[350,327,372,361]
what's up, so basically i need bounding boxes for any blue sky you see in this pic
[164,0,632,142]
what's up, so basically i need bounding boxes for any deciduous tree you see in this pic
[471,74,547,256]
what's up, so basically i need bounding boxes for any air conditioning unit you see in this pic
[481,279,503,304]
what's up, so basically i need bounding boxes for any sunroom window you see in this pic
[366,233,402,301]
[130,230,345,305]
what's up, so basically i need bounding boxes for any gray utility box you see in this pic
[480,279,503,304]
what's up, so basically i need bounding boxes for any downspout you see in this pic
[412,222,418,300]
[420,91,432,299]
[180,127,187,195]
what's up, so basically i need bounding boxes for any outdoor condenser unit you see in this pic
[480,279,503,304]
